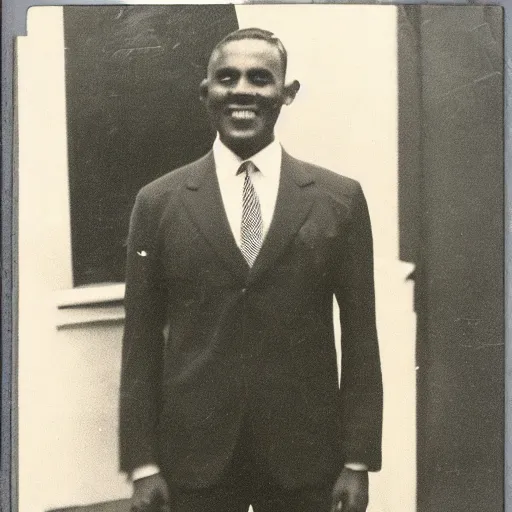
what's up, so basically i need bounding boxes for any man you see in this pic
[120,28,382,512]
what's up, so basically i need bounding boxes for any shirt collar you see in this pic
[213,135,282,178]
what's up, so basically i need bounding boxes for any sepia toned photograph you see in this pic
[14,5,503,512]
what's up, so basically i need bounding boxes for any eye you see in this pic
[215,70,238,85]
[249,70,275,86]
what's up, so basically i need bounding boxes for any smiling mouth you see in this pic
[228,109,257,120]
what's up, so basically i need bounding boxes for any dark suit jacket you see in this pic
[119,149,382,489]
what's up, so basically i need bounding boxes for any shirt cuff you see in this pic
[131,464,160,481]
[344,462,369,471]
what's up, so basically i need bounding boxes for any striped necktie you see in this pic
[237,161,263,267]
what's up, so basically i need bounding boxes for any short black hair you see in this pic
[210,27,288,76]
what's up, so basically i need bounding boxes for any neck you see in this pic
[221,135,275,160]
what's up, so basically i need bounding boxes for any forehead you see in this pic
[209,39,284,76]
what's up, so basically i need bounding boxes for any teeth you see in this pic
[230,110,256,120]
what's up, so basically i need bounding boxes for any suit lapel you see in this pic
[248,150,315,285]
[181,151,249,282]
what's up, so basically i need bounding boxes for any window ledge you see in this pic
[55,283,125,308]
[54,283,126,329]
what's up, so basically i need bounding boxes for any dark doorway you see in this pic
[63,6,238,286]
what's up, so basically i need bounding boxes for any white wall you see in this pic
[17,8,131,512]
[18,6,415,512]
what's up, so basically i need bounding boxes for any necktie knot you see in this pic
[237,160,259,176]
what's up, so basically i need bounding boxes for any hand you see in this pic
[130,473,170,512]
[330,467,369,512]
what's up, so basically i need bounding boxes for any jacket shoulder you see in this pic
[285,152,362,196]
[136,152,212,205]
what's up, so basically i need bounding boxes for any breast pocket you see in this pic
[292,220,337,271]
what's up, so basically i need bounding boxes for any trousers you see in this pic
[166,413,335,512]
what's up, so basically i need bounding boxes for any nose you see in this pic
[232,75,256,97]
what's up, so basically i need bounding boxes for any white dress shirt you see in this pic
[130,137,366,481]
[213,135,282,248]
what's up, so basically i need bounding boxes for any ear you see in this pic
[283,80,300,106]
[199,78,209,105]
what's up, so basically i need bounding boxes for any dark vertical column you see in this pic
[398,6,504,511]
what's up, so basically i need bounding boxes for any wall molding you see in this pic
[54,283,125,328]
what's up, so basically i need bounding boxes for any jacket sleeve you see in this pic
[334,182,383,471]
[119,190,167,475]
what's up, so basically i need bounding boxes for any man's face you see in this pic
[200,38,295,158]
